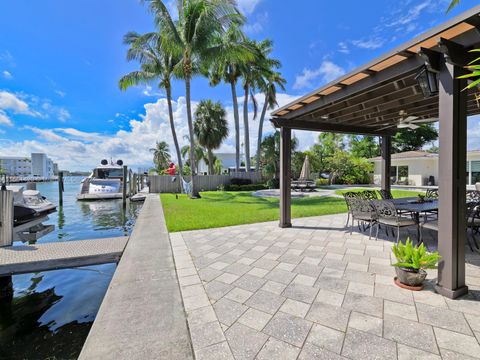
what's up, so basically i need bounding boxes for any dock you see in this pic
[79,194,193,360]
[0,237,128,276]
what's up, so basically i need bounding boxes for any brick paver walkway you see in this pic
[170,214,480,359]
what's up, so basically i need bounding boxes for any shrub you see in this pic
[217,184,225,191]
[316,178,329,186]
[230,178,252,186]
[266,178,280,189]
[224,184,267,191]
[392,238,441,271]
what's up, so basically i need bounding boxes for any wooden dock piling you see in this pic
[122,166,127,206]
[0,190,14,247]
[58,171,64,207]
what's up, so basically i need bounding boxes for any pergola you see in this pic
[271,6,480,299]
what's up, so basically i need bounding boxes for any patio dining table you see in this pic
[390,197,439,243]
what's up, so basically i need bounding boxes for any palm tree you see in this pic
[239,39,277,173]
[256,70,286,172]
[181,140,206,173]
[119,31,184,176]
[194,100,229,175]
[143,0,244,198]
[209,25,255,172]
[150,141,171,173]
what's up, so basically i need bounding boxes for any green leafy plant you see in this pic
[458,49,480,90]
[392,238,441,271]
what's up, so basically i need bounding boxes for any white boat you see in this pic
[6,185,57,226]
[77,159,125,201]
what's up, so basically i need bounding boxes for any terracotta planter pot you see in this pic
[395,267,427,287]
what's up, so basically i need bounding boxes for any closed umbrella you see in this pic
[299,155,311,180]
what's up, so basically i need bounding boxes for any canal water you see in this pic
[0,178,143,359]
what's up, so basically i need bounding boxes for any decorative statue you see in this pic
[166,162,176,176]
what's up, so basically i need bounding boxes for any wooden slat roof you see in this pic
[272,6,480,136]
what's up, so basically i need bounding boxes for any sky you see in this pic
[1,0,480,171]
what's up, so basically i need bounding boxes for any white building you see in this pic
[197,153,243,174]
[31,153,55,177]
[0,156,32,176]
[0,153,55,178]
[370,150,480,187]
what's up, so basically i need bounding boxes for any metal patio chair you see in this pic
[360,190,378,200]
[425,189,439,200]
[373,200,416,243]
[349,197,378,240]
[377,189,394,200]
[466,201,480,252]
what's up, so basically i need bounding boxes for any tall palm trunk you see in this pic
[243,85,250,173]
[185,74,199,198]
[207,149,214,175]
[166,85,183,177]
[256,93,269,172]
[230,80,240,172]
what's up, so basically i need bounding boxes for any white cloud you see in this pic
[293,61,346,90]
[244,11,268,35]
[0,51,15,67]
[0,110,13,126]
[55,90,66,98]
[351,37,385,50]
[143,85,163,97]
[0,92,310,171]
[338,42,350,54]
[57,108,71,122]
[0,91,32,114]
[2,71,12,80]
[237,0,262,15]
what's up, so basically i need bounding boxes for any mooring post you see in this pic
[0,275,13,302]
[0,189,14,247]
[58,171,64,207]
[122,166,128,206]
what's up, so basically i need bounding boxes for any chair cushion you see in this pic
[378,217,416,227]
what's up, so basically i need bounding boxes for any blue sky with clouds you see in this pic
[0,0,478,170]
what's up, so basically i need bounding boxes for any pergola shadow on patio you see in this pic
[271,5,480,299]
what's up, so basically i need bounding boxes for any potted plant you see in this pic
[391,238,441,290]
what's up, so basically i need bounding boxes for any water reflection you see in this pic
[0,265,115,360]
[0,179,141,359]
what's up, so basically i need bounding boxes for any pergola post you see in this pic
[279,127,292,228]
[381,136,391,192]
[435,57,468,299]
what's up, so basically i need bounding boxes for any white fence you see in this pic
[149,172,263,193]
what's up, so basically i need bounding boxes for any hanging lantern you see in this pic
[415,65,439,98]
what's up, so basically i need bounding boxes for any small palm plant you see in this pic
[392,238,440,288]
[392,238,440,271]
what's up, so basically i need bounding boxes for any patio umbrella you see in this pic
[299,155,311,180]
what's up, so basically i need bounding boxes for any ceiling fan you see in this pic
[379,110,438,131]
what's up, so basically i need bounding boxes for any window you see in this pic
[398,166,409,179]
[471,161,480,185]
[95,168,123,179]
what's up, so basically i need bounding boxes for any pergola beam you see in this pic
[271,119,395,136]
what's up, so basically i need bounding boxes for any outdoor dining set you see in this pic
[343,189,480,252]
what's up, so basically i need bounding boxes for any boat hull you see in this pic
[77,193,124,201]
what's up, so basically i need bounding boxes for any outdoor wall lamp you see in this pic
[415,65,439,98]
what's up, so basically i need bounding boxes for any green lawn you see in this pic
[161,191,347,232]
[334,187,424,198]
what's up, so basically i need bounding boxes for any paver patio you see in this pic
[169,213,480,360]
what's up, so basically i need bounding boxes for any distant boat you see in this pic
[7,185,57,225]
[77,159,125,201]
